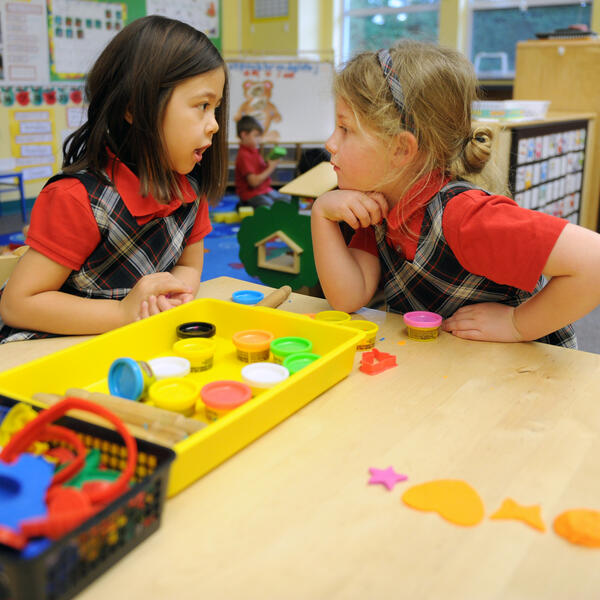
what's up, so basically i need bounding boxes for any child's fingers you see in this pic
[138,300,149,320]
[137,272,193,297]
[156,294,173,312]
[366,192,389,219]
[147,294,160,316]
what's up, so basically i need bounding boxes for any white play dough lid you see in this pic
[148,356,191,379]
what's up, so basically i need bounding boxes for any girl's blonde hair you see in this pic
[334,41,506,205]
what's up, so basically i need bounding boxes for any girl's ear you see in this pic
[124,109,133,124]
[391,131,418,167]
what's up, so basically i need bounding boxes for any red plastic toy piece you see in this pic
[359,347,397,375]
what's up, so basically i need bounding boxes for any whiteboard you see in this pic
[227,60,334,144]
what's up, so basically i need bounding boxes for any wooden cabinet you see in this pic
[513,39,600,230]
[481,113,596,228]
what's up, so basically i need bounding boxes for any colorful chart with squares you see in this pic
[48,0,126,79]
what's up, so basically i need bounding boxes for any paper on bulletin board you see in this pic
[227,61,334,144]
[146,0,220,40]
[9,108,59,180]
[0,0,50,84]
[48,0,126,80]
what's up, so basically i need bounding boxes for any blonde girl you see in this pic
[311,41,600,348]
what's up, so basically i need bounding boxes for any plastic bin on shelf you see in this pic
[472,100,550,122]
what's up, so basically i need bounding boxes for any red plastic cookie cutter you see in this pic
[359,347,397,375]
[1,397,138,540]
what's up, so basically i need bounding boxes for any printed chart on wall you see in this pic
[146,0,220,47]
[0,0,50,83]
[228,61,334,143]
[48,0,126,80]
[8,107,58,182]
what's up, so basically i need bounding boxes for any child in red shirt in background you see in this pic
[0,16,228,343]
[311,41,600,348]
[234,115,290,208]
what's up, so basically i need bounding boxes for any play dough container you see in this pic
[148,377,200,417]
[148,356,191,379]
[342,320,379,350]
[314,310,351,323]
[241,362,290,394]
[232,329,274,363]
[108,358,155,401]
[176,321,216,339]
[270,336,313,364]
[200,380,252,421]
[403,311,443,341]
[173,338,217,372]
[283,352,321,374]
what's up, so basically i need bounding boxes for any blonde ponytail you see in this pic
[463,126,494,172]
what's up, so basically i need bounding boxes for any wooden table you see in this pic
[2,276,600,599]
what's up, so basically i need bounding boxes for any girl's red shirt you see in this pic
[26,158,211,271]
[348,175,567,293]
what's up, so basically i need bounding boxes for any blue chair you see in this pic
[0,172,28,223]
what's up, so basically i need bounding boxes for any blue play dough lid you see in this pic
[108,357,145,400]
[232,290,264,305]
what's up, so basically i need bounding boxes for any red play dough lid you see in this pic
[200,380,252,410]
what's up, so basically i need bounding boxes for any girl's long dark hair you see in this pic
[63,15,229,204]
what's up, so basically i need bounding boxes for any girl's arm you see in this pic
[515,223,600,339]
[247,159,279,188]
[170,240,204,296]
[0,249,193,335]
[311,190,386,312]
[442,223,600,342]
[139,240,205,318]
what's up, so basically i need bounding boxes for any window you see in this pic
[341,0,440,63]
[470,1,593,79]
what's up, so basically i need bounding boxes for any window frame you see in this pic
[339,1,441,64]
[468,0,593,80]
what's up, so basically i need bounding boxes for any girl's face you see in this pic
[162,67,225,175]
[325,97,392,192]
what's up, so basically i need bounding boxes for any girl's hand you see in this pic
[314,190,388,229]
[122,272,192,323]
[441,302,524,343]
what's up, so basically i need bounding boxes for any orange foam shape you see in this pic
[402,479,484,527]
[490,498,546,532]
[553,509,600,548]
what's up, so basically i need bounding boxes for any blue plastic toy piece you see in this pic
[232,290,265,305]
[0,453,53,539]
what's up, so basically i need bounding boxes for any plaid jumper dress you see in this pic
[373,180,576,349]
[0,171,200,343]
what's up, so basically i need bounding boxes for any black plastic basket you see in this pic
[0,394,175,600]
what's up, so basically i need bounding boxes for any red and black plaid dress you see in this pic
[0,171,200,343]
[373,180,576,349]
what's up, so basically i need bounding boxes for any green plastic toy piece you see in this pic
[267,146,287,160]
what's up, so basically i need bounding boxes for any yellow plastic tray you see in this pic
[0,299,362,496]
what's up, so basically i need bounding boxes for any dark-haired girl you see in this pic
[0,16,228,342]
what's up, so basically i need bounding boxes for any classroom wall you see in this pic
[222,0,334,61]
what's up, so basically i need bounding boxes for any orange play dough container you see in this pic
[232,329,274,363]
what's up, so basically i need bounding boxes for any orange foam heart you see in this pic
[402,479,485,526]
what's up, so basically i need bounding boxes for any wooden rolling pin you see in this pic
[256,285,292,308]
[64,388,205,435]
[33,392,185,448]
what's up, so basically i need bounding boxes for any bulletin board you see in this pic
[227,60,335,144]
[0,0,221,198]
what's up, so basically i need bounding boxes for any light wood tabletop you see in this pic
[2,276,600,599]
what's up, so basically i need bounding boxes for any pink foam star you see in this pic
[368,466,408,491]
